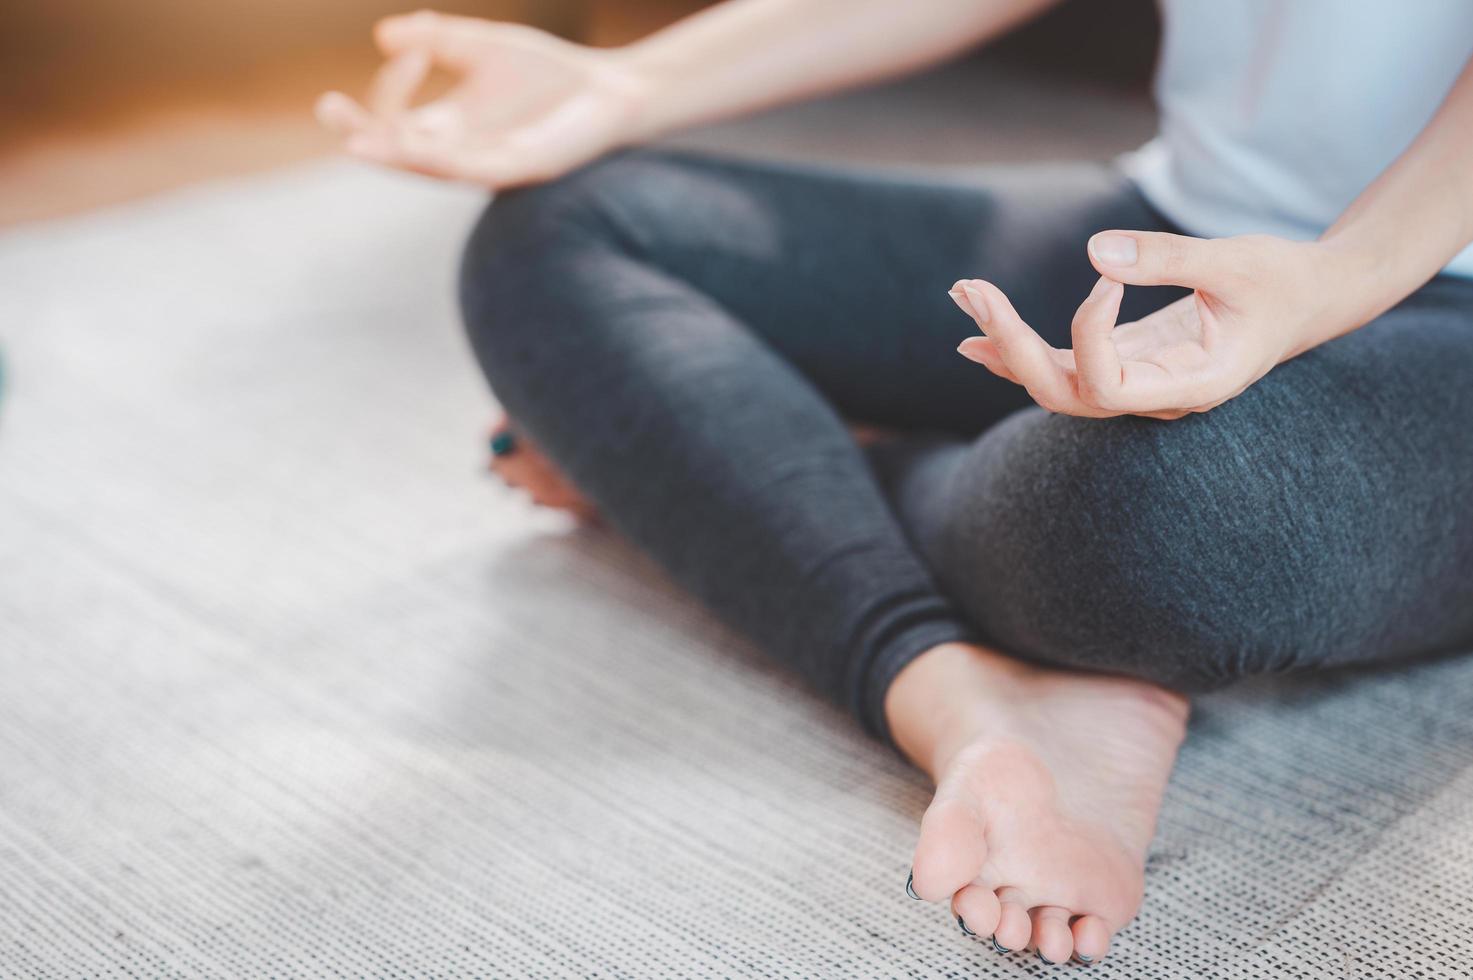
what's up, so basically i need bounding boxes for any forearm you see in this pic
[614,0,1061,140]
[1306,54,1473,350]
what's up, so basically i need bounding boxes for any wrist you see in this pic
[1285,238,1391,358]
[604,41,680,144]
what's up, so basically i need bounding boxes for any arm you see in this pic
[1307,53,1473,352]
[618,0,1063,140]
[949,54,1473,419]
[317,0,1061,187]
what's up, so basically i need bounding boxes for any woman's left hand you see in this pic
[951,232,1356,419]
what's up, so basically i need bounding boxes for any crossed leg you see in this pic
[459,149,1473,963]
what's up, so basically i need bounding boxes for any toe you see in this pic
[909,795,989,901]
[990,887,1031,953]
[951,885,1001,941]
[1028,906,1074,966]
[1070,915,1111,964]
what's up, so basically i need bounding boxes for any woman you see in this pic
[318,0,1473,965]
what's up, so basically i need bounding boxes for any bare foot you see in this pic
[488,416,599,522]
[487,416,895,521]
[886,642,1188,966]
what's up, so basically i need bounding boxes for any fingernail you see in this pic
[1038,951,1057,965]
[1090,233,1137,266]
[990,936,1011,954]
[956,340,986,363]
[961,284,991,324]
[905,870,921,901]
[947,284,972,316]
[490,431,517,457]
[956,915,976,937]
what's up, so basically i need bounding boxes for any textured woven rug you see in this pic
[1,159,1470,979]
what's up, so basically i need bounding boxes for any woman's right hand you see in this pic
[316,10,651,188]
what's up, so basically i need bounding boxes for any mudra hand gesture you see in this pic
[317,11,649,188]
[953,231,1356,419]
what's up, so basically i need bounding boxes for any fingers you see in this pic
[334,92,544,186]
[320,11,507,181]
[955,336,1019,383]
[1071,276,1125,407]
[950,280,1088,415]
[1087,230,1238,291]
[344,124,463,180]
[316,50,432,157]
[953,262,1268,418]
[315,91,373,137]
[320,94,454,181]
[320,92,476,181]
[367,48,431,118]
[375,10,496,68]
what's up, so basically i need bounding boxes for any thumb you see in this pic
[1087,230,1236,291]
[374,11,486,68]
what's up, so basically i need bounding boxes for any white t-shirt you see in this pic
[1124,0,1473,278]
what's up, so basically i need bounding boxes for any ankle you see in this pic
[884,642,1026,778]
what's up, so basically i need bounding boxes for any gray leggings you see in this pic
[459,150,1473,740]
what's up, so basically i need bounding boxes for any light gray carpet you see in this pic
[3,78,1472,978]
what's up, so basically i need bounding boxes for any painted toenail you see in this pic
[1037,951,1057,965]
[956,915,976,937]
[1076,953,1094,963]
[490,431,517,457]
[905,870,922,900]
[990,936,1011,954]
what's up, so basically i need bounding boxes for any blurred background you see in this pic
[0,0,1159,226]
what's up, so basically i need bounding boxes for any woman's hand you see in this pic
[316,11,651,188]
[951,232,1363,419]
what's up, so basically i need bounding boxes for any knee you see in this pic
[459,158,624,333]
[970,410,1308,690]
[456,152,665,398]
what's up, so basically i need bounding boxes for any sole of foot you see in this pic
[887,642,1189,965]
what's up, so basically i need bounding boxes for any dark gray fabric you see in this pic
[459,149,1473,739]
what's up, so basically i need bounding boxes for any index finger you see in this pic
[368,48,432,118]
[1071,275,1125,406]
[315,91,373,137]
[952,279,1093,415]
[375,11,496,68]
